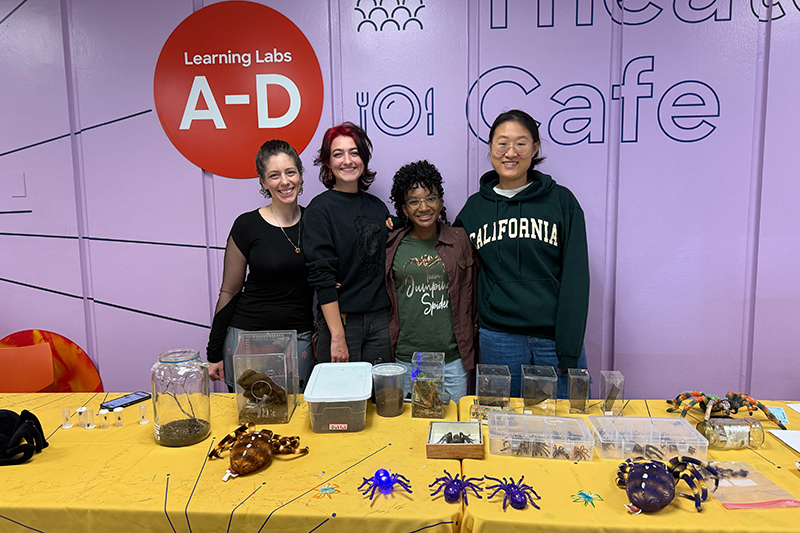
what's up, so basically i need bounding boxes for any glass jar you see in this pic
[151,349,211,447]
[696,417,765,449]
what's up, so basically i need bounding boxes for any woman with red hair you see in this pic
[302,123,391,364]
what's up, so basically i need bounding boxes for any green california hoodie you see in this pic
[453,168,589,369]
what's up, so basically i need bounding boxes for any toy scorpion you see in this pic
[667,391,786,429]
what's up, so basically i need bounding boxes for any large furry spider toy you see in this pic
[667,390,786,429]
[0,410,49,466]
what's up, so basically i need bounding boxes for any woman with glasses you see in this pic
[302,122,391,364]
[385,160,478,403]
[454,109,590,398]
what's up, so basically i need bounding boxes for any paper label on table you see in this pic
[767,406,789,425]
[730,478,758,487]
[788,403,800,416]
[768,430,800,455]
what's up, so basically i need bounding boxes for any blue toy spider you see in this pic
[359,468,413,499]
[429,470,483,505]
[485,475,541,510]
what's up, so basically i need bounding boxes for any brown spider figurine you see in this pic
[572,445,591,461]
[208,423,308,480]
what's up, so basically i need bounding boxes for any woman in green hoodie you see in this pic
[454,109,589,398]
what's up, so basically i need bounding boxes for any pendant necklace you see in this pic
[269,205,301,254]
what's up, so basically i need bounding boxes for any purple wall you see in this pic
[1,0,798,400]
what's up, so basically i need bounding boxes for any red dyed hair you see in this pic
[313,122,376,190]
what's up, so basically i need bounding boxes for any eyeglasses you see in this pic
[405,195,441,209]
[492,140,534,157]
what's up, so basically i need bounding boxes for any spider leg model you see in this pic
[485,475,541,511]
[359,468,413,500]
[429,470,483,505]
[616,456,719,513]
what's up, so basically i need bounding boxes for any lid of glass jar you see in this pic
[158,349,200,363]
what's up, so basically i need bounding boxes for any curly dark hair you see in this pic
[313,122,376,191]
[389,160,448,227]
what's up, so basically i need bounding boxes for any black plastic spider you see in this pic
[429,470,483,505]
[553,444,570,459]
[485,475,541,510]
[0,409,48,465]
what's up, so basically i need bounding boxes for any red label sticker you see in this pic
[153,1,324,178]
[329,423,348,431]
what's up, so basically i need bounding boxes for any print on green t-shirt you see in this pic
[392,235,459,363]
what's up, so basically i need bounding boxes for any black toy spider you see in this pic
[485,475,541,511]
[429,470,483,505]
[0,409,48,466]
[358,468,412,500]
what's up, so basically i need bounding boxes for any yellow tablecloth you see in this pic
[457,397,800,533]
[0,392,460,533]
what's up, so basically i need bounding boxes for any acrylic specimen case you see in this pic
[588,416,708,461]
[233,330,299,424]
[487,412,595,461]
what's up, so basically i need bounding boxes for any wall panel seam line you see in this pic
[740,6,773,393]
[60,0,99,372]
[328,0,343,126]
[602,15,624,372]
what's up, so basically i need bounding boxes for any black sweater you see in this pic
[301,189,391,314]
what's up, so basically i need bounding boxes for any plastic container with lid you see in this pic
[304,362,372,433]
[488,412,595,460]
[588,416,708,460]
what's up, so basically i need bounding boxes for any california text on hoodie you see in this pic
[453,168,589,370]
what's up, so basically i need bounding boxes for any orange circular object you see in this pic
[0,330,103,392]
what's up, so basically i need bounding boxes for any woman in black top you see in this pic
[206,140,314,391]
[302,123,391,364]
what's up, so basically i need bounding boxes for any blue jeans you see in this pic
[397,358,469,405]
[478,328,588,399]
[223,327,314,393]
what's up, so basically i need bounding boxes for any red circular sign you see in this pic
[154,1,324,178]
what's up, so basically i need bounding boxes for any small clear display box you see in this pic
[304,362,372,433]
[233,330,298,424]
[522,365,557,415]
[477,364,511,407]
[588,416,708,461]
[488,412,595,461]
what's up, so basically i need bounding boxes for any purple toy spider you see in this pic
[485,475,541,510]
[429,470,483,505]
[359,468,413,499]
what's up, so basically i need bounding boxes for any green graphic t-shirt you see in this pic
[392,235,459,363]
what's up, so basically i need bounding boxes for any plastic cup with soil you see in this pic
[372,363,406,417]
